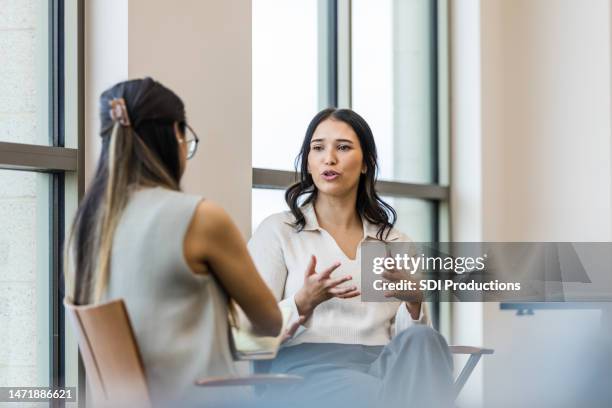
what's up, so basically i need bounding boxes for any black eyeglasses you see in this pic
[181,123,200,160]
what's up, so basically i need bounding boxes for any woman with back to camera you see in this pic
[248,108,454,408]
[64,78,282,407]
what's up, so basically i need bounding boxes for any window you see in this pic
[252,0,319,171]
[0,170,51,386]
[0,0,50,146]
[352,0,437,185]
[0,0,84,403]
[252,1,450,329]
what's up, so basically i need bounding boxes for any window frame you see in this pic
[252,0,450,331]
[0,0,85,405]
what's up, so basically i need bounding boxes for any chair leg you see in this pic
[454,354,482,398]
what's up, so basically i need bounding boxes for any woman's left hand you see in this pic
[381,267,424,303]
[382,268,423,319]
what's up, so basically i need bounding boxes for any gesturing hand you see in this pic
[382,267,424,303]
[281,315,307,344]
[294,255,361,317]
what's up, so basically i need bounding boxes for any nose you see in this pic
[324,149,337,165]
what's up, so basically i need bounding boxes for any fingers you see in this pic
[329,285,358,295]
[304,255,317,278]
[317,261,341,281]
[335,289,361,299]
[384,290,422,302]
[324,275,352,289]
[382,270,403,281]
[382,269,414,283]
[282,326,298,341]
[282,315,307,343]
[283,321,301,340]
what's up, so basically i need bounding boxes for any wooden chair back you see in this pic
[64,298,151,408]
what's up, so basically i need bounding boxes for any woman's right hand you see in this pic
[294,255,360,317]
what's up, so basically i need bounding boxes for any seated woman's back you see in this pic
[107,186,234,404]
[65,78,281,407]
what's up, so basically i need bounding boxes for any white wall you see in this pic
[451,0,612,406]
[84,0,128,183]
[85,0,252,237]
[449,0,484,405]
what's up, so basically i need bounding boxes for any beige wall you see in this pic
[86,0,252,237]
[128,0,252,237]
[452,0,612,406]
[481,0,612,243]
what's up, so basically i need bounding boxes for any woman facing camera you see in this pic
[249,108,454,408]
[65,78,281,406]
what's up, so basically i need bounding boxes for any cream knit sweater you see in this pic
[248,204,429,347]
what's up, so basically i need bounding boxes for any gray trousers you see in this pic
[261,325,454,408]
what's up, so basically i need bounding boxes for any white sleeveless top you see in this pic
[106,187,237,406]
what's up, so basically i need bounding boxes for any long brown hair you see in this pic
[65,78,186,304]
[285,108,397,240]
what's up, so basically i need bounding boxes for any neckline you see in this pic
[311,205,366,261]
[318,227,364,262]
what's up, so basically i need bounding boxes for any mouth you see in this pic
[321,170,340,181]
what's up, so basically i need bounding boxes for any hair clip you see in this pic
[109,98,131,127]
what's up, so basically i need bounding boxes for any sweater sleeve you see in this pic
[392,302,431,337]
[247,215,306,339]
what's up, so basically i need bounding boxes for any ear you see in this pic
[361,164,367,174]
[173,122,183,142]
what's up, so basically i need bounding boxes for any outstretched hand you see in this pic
[294,255,360,317]
[381,267,424,303]
[381,265,424,320]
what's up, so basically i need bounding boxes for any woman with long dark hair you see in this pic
[64,78,282,406]
[248,108,454,407]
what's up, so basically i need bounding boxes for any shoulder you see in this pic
[192,200,234,238]
[136,187,202,213]
[373,225,413,243]
[392,228,413,243]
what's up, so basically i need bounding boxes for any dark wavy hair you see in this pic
[285,108,397,240]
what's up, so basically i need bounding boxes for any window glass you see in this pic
[0,0,51,145]
[383,196,435,242]
[252,188,288,234]
[252,0,319,171]
[352,0,435,184]
[0,170,50,386]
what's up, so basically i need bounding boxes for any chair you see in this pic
[252,342,494,400]
[64,298,301,408]
[448,345,494,398]
[66,298,491,405]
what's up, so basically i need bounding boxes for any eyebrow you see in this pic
[310,138,355,144]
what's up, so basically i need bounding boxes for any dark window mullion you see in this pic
[51,0,65,148]
[429,0,441,331]
[328,0,338,107]
[49,173,66,408]
[49,0,65,404]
